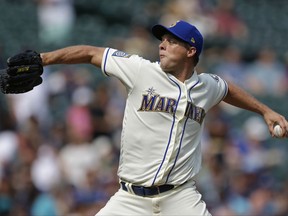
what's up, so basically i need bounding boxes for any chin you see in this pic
[160,66,167,72]
[161,67,171,73]
[160,63,169,72]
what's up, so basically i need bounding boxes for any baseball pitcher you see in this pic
[1,20,287,215]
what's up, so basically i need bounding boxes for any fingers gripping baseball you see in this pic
[265,112,288,138]
[0,50,43,94]
[275,115,288,138]
[273,119,288,138]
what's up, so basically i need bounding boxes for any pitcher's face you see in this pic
[159,34,196,73]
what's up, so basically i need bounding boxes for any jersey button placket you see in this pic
[175,83,188,120]
[171,82,188,147]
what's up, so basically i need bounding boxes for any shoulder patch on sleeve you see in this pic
[209,74,220,83]
[112,50,131,58]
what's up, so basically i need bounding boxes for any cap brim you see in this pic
[152,24,189,45]
[152,24,171,41]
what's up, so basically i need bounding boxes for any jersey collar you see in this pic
[167,70,199,87]
[184,71,199,86]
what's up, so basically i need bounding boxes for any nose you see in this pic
[159,40,166,50]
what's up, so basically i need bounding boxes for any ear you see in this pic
[187,47,197,58]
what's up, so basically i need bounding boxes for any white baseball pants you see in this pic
[95,180,211,216]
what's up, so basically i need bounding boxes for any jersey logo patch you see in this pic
[209,74,220,82]
[112,51,131,58]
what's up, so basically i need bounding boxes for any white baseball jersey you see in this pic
[101,48,228,187]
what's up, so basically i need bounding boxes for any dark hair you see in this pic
[193,55,200,66]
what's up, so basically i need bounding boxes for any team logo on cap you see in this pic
[191,37,195,44]
[170,20,180,27]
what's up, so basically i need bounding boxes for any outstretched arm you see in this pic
[41,45,105,67]
[223,81,288,138]
[1,46,106,94]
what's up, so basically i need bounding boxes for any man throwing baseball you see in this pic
[1,20,287,215]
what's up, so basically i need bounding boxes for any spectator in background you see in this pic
[0,97,17,172]
[31,144,61,192]
[95,79,126,150]
[210,0,248,41]
[123,26,158,61]
[159,0,217,38]
[283,51,288,86]
[58,134,98,189]
[245,47,288,97]
[240,117,273,172]
[90,84,114,139]
[58,86,96,189]
[214,46,247,88]
[66,86,94,143]
[5,73,51,133]
[0,176,13,215]
[36,0,75,45]
[0,45,6,69]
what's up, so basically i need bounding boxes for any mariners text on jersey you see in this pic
[138,92,206,124]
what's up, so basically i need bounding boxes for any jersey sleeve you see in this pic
[203,73,228,109]
[101,48,142,90]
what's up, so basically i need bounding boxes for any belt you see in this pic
[120,181,176,197]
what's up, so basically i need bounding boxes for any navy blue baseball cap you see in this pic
[152,20,204,56]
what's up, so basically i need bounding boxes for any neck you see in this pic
[169,67,195,82]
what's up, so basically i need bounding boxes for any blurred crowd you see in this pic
[0,0,288,216]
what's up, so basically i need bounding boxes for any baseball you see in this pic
[273,124,283,137]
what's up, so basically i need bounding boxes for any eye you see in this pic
[161,35,178,45]
[167,38,177,44]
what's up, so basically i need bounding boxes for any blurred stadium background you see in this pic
[0,0,288,215]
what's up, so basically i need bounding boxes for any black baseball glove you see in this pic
[0,50,43,94]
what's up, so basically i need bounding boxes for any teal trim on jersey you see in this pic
[152,78,181,186]
[103,48,110,76]
[165,80,200,183]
